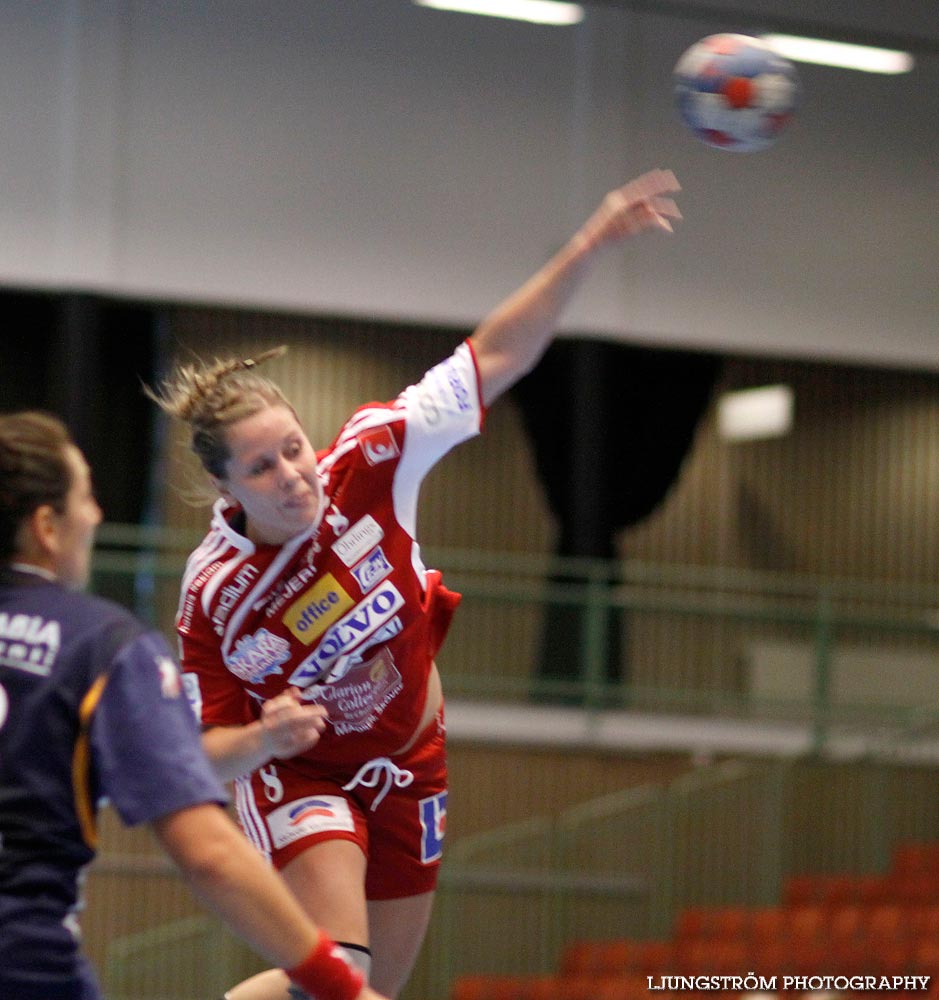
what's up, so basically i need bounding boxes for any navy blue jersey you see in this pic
[0,567,226,999]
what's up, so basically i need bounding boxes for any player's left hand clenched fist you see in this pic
[260,686,328,759]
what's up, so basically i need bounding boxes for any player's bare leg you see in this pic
[222,840,369,1000]
[367,892,435,999]
[221,890,435,999]
[221,968,291,1000]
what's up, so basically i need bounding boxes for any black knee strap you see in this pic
[336,941,372,959]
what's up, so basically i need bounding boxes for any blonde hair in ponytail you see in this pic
[146,347,292,479]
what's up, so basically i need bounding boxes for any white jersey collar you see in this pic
[8,562,58,582]
[210,494,327,553]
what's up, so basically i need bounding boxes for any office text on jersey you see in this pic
[287,583,405,687]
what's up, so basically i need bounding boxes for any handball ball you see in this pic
[673,33,800,152]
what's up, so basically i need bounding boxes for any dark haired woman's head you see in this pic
[0,411,102,586]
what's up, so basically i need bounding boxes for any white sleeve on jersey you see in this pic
[393,341,483,536]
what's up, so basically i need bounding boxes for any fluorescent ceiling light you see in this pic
[718,385,794,442]
[414,0,585,26]
[763,33,914,74]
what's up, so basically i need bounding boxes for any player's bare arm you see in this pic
[203,688,328,783]
[470,168,681,408]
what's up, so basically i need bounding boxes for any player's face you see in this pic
[52,445,104,589]
[216,404,323,546]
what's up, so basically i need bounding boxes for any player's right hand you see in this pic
[260,686,328,759]
[579,168,682,250]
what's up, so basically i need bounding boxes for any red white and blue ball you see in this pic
[674,33,800,152]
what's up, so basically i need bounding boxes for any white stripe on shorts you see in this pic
[235,774,272,862]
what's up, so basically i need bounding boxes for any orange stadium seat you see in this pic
[783,874,819,906]
[864,903,907,943]
[888,873,939,906]
[559,939,675,978]
[910,904,939,938]
[748,937,791,978]
[817,875,866,907]
[830,939,870,974]
[749,906,788,943]
[853,873,894,905]
[829,905,865,944]
[892,843,939,878]
[709,906,750,941]
[674,907,709,941]
[785,904,827,941]
[559,940,632,977]
[676,938,749,975]
[674,905,750,941]
[873,939,916,976]
[452,974,654,1000]
[555,974,653,1000]
[911,939,939,977]
[452,975,558,1000]
[633,940,678,978]
[783,873,890,907]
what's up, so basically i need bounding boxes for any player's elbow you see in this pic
[478,346,544,407]
[152,803,242,883]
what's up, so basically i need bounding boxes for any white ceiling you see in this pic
[587,0,939,51]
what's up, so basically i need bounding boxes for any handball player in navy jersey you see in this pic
[0,412,388,1000]
[149,170,681,1000]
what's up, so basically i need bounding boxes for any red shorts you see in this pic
[234,713,447,900]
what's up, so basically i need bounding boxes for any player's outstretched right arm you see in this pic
[153,802,387,1000]
[469,168,682,407]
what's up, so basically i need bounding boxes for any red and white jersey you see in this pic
[178,341,483,769]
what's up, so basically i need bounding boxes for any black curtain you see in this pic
[1,290,160,524]
[511,339,722,700]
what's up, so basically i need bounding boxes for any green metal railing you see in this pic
[91,522,939,751]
